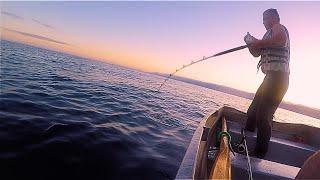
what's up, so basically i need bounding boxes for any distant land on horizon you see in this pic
[153,72,320,120]
[3,40,319,120]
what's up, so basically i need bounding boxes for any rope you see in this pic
[241,129,253,180]
[219,129,253,180]
[218,131,235,156]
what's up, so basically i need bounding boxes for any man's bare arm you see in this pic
[248,46,261,57]
[257,24,287,48]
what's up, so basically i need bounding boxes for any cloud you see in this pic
[32,19,54,29]
[1,11,23,20]
[1,27,69,46]
[1,11,54,30]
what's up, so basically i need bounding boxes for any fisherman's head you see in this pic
[263,8,280,30]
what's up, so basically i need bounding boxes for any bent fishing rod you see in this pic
[156,44,249,92]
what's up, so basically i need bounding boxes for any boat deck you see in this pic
[229,121,317,180]
[232,153,299,180]
[175,106,320,180]
[229,121,317,168]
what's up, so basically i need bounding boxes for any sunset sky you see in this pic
[1,1,320,109]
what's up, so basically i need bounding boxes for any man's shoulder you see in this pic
[273,23,286,29]
[272,24,289,35]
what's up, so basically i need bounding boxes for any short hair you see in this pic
[263,8,280,22]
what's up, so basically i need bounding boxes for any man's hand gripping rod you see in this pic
[156,44,249,92]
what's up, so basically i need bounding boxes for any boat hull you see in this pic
[176,106,319,180]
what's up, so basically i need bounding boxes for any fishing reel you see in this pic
[244,32,256,45]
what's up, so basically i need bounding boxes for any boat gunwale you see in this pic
[175,106,320,179]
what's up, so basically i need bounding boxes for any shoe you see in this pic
[255,152,266,159]
[254,149,266,159]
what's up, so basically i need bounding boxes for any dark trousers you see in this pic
[245,71,289,156]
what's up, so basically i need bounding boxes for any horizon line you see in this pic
[2,38,319,111]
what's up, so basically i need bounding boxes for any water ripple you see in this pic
[1,40,319,180]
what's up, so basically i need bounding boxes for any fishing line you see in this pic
[156,44,249,92]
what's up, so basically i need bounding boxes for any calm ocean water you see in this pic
[1,40,319,180]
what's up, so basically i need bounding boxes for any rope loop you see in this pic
[218,131,235,156]
[218,131,231,142]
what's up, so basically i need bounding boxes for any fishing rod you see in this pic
[156,44,249,92]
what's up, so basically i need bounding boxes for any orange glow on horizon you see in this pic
[2,30,320,109]
[1,30,170,74]
[1,1,320,109]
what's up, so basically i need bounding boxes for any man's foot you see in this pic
[254,148,267,159]
[246,149,265,159]
[254,151,266,159]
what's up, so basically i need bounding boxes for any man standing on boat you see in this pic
[244,9,290,158]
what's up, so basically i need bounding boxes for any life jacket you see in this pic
[257,25,290,74]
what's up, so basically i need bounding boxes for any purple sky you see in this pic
[1,1,320,108]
